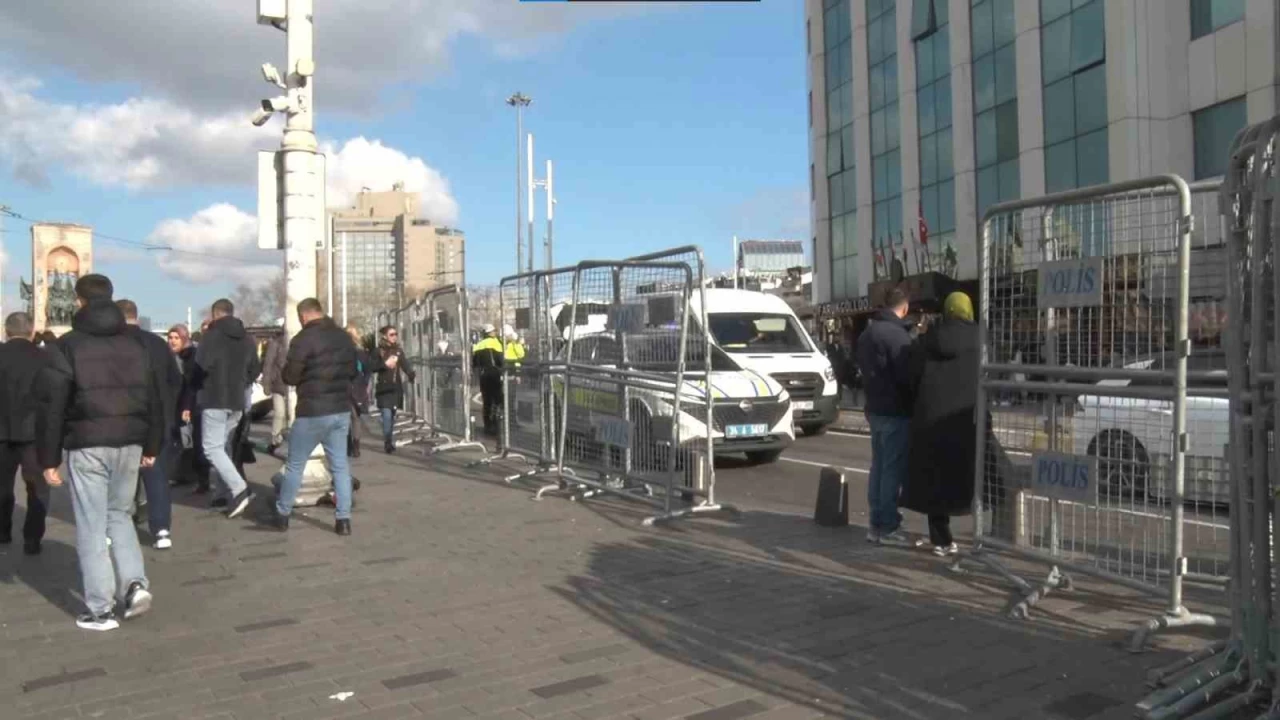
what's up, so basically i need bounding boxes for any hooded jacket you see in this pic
[283,316,359,418]
[38,301,164,468]
[0,338,55,444]
[194,315,262,412]
[854,308,916,417]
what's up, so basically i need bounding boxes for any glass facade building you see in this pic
[806,0,1267,305]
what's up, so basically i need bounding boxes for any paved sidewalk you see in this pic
[0,435,1227,720]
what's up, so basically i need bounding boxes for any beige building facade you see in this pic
[318,187,465,329]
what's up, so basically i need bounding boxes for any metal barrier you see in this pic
[422,284,485,455]
[1137,120,1280,720]
[962,174,1228,651]
[537,259,726,525]
[470,267,579,482]
[376,300,431,445]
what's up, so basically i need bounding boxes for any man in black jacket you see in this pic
[117,300,181,549]
[0,312,53,555]
[39,274,163,632]
[194,298,261,519]
[854,287,915,546]
[272,298,358,536]
[374,325,414,453]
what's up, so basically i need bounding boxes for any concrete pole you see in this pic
[270,0,330,502]
[527,133,535,274]
[544,160,553,272]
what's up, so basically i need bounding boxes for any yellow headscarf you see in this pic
[943,291,974,322]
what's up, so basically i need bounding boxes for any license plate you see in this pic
[726,423,769,438]
[792,401,814,411]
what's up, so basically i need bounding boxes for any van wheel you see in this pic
[745,450,783,465]
[799,424,827,437]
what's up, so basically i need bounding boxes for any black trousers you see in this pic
[479,372,503,432]
[928,514,953,547]
[0,441,49,543]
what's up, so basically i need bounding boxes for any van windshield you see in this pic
[707,313,812,354]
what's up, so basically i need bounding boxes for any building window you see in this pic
[1041,0,1108,194]
[868,0,901,276]
[1191,0,1245,40]
[915,0,953,271]
[1193,96,1248,179]
[824,0,858,299]
[973,0,1018,223]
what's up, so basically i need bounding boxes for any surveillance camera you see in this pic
[261,63,285,88]
[250,107,274,127]
[262,96,291,113]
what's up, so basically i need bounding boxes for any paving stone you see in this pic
[0,432,1231,720]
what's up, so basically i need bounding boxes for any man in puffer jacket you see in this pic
[271,298,358,536]
[39,274,163,632]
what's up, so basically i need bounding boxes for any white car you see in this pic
[554,331,794,467]
[1071,350,1229,505]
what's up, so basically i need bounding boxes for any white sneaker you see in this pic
[933,543,959,557]
[154,530,172,550]
[866,530,881,544]
[76,612,119,632]
[122,581,152,621]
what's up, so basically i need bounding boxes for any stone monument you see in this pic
[31,223,93,335]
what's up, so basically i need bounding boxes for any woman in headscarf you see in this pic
[900,291,982,556]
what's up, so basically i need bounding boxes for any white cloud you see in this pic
[324,137,459,224]
[0,0,647,116]
[0,76,274,190]
[148,204,279,285]
[0,78,461,225]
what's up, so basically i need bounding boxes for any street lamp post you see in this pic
[506,93,531,276]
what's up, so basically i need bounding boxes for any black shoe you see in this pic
[270,512,289,532]
[122,581,152,620]
[210,497,229,510]
[226,489,254,519]
[23,540,41,556]
[334,519,351,536]
[352,477,362,492]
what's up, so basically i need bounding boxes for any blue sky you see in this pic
[0,1,807,329]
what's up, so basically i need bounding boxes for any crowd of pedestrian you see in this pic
[0,274,414,632]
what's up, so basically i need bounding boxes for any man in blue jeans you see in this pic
[854,288,916,545]
[272,298,358,535]
[193,299,261,519]
[39,275,165,631]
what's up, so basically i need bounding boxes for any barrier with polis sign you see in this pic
[958,173,1228,664]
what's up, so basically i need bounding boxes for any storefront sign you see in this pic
[816,296,873,318]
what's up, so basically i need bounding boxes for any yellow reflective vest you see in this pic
[472,336,503,371]
[504,341,526,364]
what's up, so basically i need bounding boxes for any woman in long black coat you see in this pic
[900,292,983,556]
